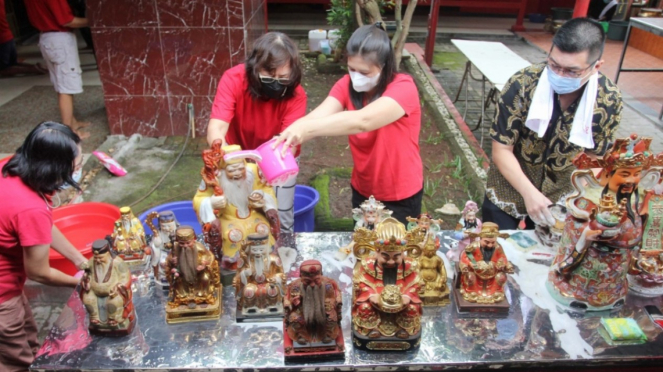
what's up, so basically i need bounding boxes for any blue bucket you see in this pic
[138,201,203,235]
[293,185,320,232]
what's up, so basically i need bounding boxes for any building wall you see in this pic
[89,0,266,136]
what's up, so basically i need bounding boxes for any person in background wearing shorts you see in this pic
[0,0,46,77]
[24,0,90,139]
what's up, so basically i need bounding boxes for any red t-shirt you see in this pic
[0,0,14,44]
[210,64,307,155]
[329,74,423,201]
[0,161,53,304]
[24,0,74,32]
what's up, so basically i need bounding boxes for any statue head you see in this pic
[246,233,270,258]
[422,235,440,258]
[462,201,479,222]
[299,260,322,288]
[374,218,407,269]
[469,222,509,251]
[358,195,387,225]
[119,206,134,222]
[176,226,196,250]
[158,211,178,236]
[220,145,248,181]
[92,239,111,264]
[415,213,433,231]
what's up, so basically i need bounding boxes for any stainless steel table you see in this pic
[31,231,663,371]
[615,17,663,119]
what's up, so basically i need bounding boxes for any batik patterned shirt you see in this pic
[486,63,622,219]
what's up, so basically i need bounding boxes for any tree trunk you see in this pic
[356,0,382,25]
[393,0,418,69]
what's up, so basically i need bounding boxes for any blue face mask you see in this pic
[547,66,587,95]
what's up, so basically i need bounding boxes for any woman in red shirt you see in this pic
[0,122,87,371]
[207,32,307,233]
[274,24,423,224]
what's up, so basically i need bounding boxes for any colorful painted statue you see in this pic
[449,201,482,262]
[459,222,513,304]
[233,233,285,321]
[193,142,280,273]
[145,210,179,287]
[80,239,136,336]
[547,135,659,311]
[283,260,344,360]
[111,206,148,263]
[418,234,449,306]
[629,162,663,296]
[351,217,422,351]
[335,195,392,261]
[165,226,221,323]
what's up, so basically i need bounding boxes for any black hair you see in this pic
[552,18,606,63]
[2,121,81,194]
[346,23,397,110]
[245,32,302,100]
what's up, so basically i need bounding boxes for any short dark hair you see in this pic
[346,23,397,110]
[2,121,81,194]
[245,32,302,100]
[552,18,606,63]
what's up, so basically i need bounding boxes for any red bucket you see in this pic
[50,202,120,275]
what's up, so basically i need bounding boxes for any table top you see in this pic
[451,39,531,92]
[630,17,663,38]
[31,231,663,371]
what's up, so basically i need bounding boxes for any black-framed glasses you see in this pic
[259,75,290,85]
[546,57,597,78]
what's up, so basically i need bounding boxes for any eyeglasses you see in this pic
[546,57,597,78]
[259,75,290,85]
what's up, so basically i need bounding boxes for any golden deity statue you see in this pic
[111,206,148,264]
[418,234,449,306]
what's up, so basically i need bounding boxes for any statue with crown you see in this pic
[351,217,422,351]
[547,134,662,311]
[334,195,393,261]
[111,206,150,266]
[193,141,281,284]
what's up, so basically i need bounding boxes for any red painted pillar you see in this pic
[424,0,440,67]
[572,0,591,18]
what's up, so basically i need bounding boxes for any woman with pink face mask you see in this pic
[274,23,423,225]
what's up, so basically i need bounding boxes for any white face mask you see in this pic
[72,168,82,183]
[349,71,380,92]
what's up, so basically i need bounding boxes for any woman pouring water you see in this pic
[273,23,423,225]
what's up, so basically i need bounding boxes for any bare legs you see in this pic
[58,93,90,139]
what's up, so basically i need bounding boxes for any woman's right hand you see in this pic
[273,120,306,157]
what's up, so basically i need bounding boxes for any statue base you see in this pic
[236,304,284,323]
[628,274,663,298]
[165,287,223,324]
[89,318,136,337]
[421,288,450,307]
[119,253,150,273]
[452,267,509,315]
[283,326,345,362]
[351,329,420,352]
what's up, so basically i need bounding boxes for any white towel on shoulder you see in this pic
[525,67,598,149]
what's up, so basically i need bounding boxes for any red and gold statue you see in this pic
[233,233,285,321]
[80,239,136,336]
[351,217,422,351]
[548,135,660,311]
[111,206,149,265]
[283,260,344,361]
[165,226,221,323]
[458,222,513,305]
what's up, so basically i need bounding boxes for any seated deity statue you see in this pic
[459,222,513,304]
[111,206,148,263]
[233,233,285,320]
[548,135,661,311]
[80,239,136,335]
[351,217,422,351]
[165,226,220,311]
[418,235,449,306]
[449,200,482,262]
[283,260,344,358]
[145,210,179,287]
[194,143,280,273]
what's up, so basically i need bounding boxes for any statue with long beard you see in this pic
[111,206,148,265]
[193,144,280,276]
[547,134,660,311]
[283,260,344,361]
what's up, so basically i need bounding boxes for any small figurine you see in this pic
[547,135,660,311]
[233,233,285,321]
[335,195,392,261]
[455,222,512,312]
[80,239,136,336]
[145,210,179,287]
[283,260,344,361]
[111,206,149,265]
[165,226,221,323]
[418,234,449,306]
[351,217,422,351]
[405,213,443,258]
[534,204,567,248]
[193,143,280,283]
[449,201,482,262]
